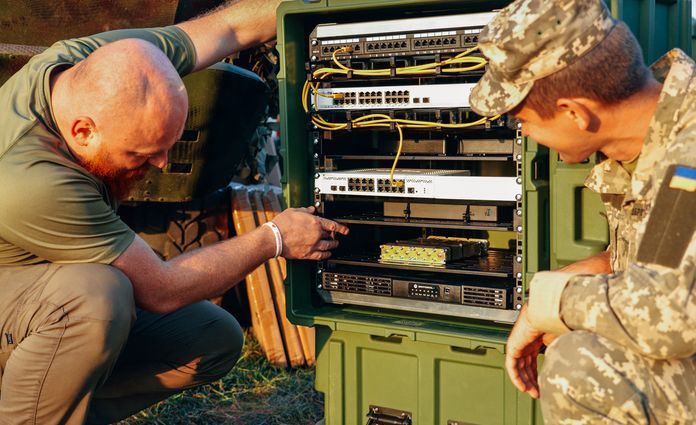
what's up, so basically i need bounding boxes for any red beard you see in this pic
[81,149,151,200]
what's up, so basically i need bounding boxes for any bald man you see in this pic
[0,1,348,424]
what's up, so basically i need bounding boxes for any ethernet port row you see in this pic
[347,177,375,192]
[358,91,384,105]
[366,41,408,51]
[413,37,458,48]
[376,178,406,193]
[334,98,357,105]
[334,92,357,105]
[463,34,480,45]
[384,90,410,104]
[321,43,362,56]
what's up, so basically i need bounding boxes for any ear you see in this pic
[71,116,97,147]
[556,98,592,131]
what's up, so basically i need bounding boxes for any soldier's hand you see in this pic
[272,206,349,260]
[505,304,545,399]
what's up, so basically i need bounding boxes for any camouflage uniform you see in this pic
[538,49,696,424]
[469,0,696,423]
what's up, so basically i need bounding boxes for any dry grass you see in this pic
[120,330,323,425]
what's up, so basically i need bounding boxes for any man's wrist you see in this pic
[262,221,283,258]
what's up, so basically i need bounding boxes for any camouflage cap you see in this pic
[469,0,617,116]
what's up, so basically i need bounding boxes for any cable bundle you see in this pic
[303,46,499,185]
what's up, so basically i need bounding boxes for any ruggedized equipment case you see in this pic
[276,1,692,424]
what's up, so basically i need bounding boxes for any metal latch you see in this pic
[366,405,412,425]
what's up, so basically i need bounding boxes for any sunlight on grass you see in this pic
[119,330,323,425]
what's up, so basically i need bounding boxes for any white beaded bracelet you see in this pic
[262,221,283,258]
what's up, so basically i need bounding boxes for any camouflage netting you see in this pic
[0,0,178,45]
[0,0,225,87]
[0,43,47,86]
[0,0,277,191]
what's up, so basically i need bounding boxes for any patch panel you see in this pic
[462,33,480,45]
[312,83,475,110]
[320,41,363,57]
[365,39,409,53]
[309,12,494,60]
[413,35,460,49]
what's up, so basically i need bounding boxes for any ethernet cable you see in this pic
[303,46,498,186]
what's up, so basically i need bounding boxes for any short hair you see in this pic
[520,22,650,119]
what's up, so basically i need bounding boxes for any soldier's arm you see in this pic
[527,146,696,360]
[176,0,283,72]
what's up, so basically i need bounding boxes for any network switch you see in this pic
[309,13,495,60]
[315,169,521,202]
[311,83,475,110]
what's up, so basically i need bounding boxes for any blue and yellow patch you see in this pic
[669,165,696,192]
[638,164,696,268]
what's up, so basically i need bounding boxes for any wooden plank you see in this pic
[250,191,306,367]
[231,188,287,367]
[262,190,317,366]
[297,326,316,367]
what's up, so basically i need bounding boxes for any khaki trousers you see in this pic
[0,263,244,425]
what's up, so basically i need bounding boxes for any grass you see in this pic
[119,330,324,425]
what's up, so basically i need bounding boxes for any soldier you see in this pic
[0,0,348,423]
[469,0,696,423]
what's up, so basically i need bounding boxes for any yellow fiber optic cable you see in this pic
[303,46,500,178]
[390,124,404,187]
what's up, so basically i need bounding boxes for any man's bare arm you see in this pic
[112,207,349,314]
[176,0,284,72]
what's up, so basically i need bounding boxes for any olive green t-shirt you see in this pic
[0,26,196,266]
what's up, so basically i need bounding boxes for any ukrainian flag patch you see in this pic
[638,164,696,268]
[669,165,696,192]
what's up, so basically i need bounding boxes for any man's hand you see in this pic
[506,304,546,399]
[114,206,348,313]
[272,206,349,261]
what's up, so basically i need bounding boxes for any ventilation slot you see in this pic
[322,272,392,295]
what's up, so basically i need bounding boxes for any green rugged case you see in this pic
[314,324,543,425]
[276,1,692,423]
